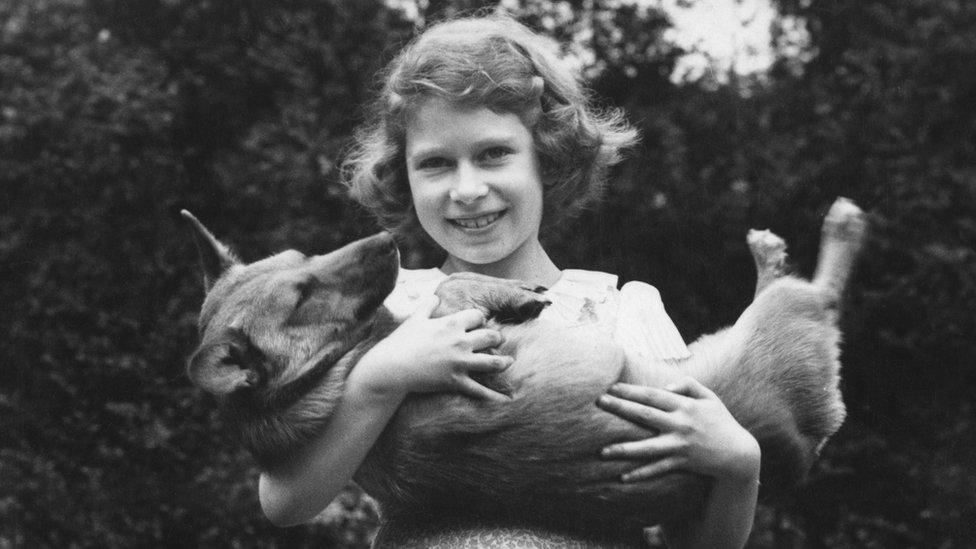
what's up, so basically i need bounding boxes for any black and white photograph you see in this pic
[2,0,974,547]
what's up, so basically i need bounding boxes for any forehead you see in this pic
[198,250,308,330]
[405,97,531,154]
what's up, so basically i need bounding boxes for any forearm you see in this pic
[598,380,761,548]
[662,472,759,549]
[660,421,761,549]
[259,366,405,526]
[258,299,507,526]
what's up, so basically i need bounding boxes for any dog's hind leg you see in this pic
[813,198,868,306]
[747,229,789,298]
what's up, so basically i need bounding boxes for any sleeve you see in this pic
[382,268,447,321]
[614,281,691,362]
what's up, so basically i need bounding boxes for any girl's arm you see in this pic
[597,378,761,549]
[259,295,513,526]
[259,364,405,526]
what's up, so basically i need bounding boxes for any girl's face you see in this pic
[405,97,546,274]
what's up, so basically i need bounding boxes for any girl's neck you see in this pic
[440,238,561,288]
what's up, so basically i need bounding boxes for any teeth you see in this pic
[453,212,501,229]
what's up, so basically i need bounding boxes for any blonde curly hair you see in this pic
[343,14,638,244]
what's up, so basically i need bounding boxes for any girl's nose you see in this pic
[449,165,489,204]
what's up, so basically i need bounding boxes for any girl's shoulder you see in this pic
[614,279,692,361]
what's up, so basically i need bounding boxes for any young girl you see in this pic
[259,14,760,548]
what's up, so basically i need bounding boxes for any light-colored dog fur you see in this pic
[183,198,866,533]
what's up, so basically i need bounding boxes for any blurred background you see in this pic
[2,0,974,546]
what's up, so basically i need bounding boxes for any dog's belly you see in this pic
[356,318,705,532]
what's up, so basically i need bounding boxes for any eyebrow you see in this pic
[407,135,520,161]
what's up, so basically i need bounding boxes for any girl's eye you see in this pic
[417,157,451,170]
[480,146,513,163]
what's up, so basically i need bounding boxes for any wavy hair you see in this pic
[343,14,638,243]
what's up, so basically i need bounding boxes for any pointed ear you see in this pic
[180,210,239,290]
[187,330,265,396]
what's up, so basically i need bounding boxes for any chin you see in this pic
[453,253,505,266]
[446,246,511,268]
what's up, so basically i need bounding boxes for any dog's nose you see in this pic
[305,232,400,284]
[366,231,397,253]
[353,232,399,265]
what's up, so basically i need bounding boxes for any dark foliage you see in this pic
[1,0,972,546]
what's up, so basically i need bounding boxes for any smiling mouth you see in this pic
[450,211,504,229]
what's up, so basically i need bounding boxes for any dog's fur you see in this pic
[183,198,866,533]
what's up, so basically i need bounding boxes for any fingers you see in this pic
[447,308,488,331]
[601,435,674,460]
[619,457,683,482]
[455,375,511,402]
[409,299,487,332]
[662,377,715,400]
[608,383,683,412]
[597,393,679,431]
[464,353,514,373]
[467,328,503,352]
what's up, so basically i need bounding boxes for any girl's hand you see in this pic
[354,295,513,402]
[597,378,760,483]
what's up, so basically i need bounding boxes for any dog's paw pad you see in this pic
[747,229,788,271]
[747,229,786,254]
[822,197,867,242]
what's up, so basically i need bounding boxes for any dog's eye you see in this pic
[294,278,317,309]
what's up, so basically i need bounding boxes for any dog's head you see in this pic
[181,211,399,463]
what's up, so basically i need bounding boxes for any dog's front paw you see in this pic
[434,273,551,324]
[492,289,551,324]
